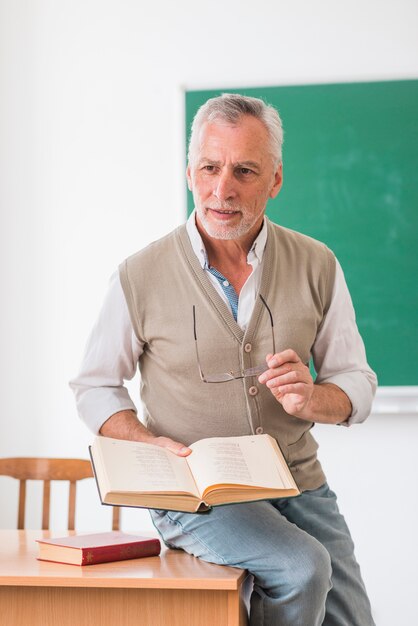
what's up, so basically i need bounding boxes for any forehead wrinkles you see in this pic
[195,119,270,165]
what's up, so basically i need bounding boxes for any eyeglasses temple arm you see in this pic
[259,294,276,355]
[193,305,206,382]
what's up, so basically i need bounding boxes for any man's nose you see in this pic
[213,171,236,202]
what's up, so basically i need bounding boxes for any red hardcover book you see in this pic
[36,531,161,566]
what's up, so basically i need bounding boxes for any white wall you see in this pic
[1,1,417,624]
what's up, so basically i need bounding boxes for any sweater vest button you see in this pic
[244,343,252,352]
[249,386,258,396]
[255,426,264,434]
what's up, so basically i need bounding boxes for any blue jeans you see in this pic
[149,483,374,626]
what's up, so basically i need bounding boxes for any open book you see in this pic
[90,434,300,513]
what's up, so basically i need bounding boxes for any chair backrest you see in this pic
[0,457,120,530]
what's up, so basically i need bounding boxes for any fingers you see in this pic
[263,370,308,391]
[266,349,301,369]
[258,349,314,417]
[258,349,308,391]
[153,436,192,457]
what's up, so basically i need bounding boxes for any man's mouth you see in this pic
[208,208,239,215]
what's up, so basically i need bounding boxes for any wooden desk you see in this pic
[0,530,250,626]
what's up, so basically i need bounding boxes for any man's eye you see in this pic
[202,165,215,172]
[238,167,253,175]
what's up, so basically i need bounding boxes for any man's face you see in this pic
[187,115,283,242]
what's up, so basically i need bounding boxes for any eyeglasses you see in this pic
[193,295,276,383]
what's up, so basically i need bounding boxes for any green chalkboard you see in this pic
[185,80,418,386]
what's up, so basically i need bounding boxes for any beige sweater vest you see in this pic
[119,219,336,492]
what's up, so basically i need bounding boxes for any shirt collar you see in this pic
[186,210,268,269]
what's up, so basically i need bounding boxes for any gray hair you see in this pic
[187,93,284,167]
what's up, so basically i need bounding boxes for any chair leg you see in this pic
[112,507,120,531]
[68,481,76,530]
[18,480,26,529]
[42,480,51,530]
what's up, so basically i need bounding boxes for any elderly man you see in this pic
[71,93,377,626]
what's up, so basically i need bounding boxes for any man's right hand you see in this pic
[145,435,192,456]
[99,409,192,456]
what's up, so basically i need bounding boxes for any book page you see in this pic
[93,437,199,496]
[187,434,292,496]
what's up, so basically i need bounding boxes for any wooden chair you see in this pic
[0,457,120,530]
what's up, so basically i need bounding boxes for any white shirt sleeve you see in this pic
[69,271,144,434]
[312,259,377,425]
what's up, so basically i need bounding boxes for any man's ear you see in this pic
[269,163,283,199]
[186,165,193,191]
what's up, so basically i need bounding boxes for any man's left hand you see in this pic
[258,349,314,420]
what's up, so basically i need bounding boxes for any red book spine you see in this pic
[79,539,161,565]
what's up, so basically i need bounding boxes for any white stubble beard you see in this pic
[196,200,265,241]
